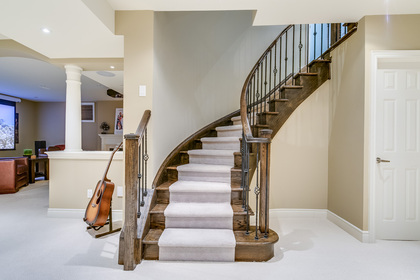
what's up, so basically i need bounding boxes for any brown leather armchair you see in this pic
[0,157,29,194]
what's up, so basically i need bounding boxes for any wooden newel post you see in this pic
[259,129,272,234]
[123,133,139,270]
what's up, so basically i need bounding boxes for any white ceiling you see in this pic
[0,0,419,102]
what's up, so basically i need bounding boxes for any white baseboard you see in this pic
[249,208,369,243]
[250,208,327,224]
[47,208,122,221]
[270,208,327,219]
[327,211,370,243]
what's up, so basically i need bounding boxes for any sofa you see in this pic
[0,157,29,194]
[38,144,65,158]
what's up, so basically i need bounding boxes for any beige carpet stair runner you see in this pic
[158,117,242,261]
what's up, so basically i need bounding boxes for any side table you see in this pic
[28,157,49,183]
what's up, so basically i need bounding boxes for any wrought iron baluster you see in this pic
[299,24,302,73]
[279,36,282,87]
[292,25,295,85]
[144,128,148,197]
[285,31,288,86]
[306,24,309,71]
[322,24,324,55]
[273,42,277,97]
[254,145,260,240]
[137,146,142,218]
[313,24,317,61]
[141,135,145,206]
[327,23,330,54]
[264,142,269,238]
[264,55,268,112]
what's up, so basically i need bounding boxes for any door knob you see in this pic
[376,157,390,164]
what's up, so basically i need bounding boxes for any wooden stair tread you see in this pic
[280,85,303,90]
[269,98,289,102]
[234,227,279,245]
[143,229,162,244]
[156,181,175,190]
[257,111,279,116]
[295,72,318,76]
[253,124,269,128]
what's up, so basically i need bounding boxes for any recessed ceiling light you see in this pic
[42,28,51,34]
[110,66,115,69]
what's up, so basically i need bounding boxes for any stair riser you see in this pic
[157,189,245,205]
[150,213,248,231]
[217,130,242,138]
[144,242,276,262]
[178,171,231,184]
[202,142,240,151]
[294,75,318,87]
[257,114,278,126]
[170,192,231,204]
[159,247,235,262]
[189,155,234,166]
[231,169,242,187]
[165,217,233,229]
[268,99,289,112]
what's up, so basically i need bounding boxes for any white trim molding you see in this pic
[47,208,122,220]
[327,211,370,243]
[270,208,327,219]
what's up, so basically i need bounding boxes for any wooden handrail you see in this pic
[135,109,151,141]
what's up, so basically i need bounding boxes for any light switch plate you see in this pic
[117,186,123,197]
[139,85,146,97]
[87,189,93,199]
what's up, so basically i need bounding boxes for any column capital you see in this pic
[64,64,83,82]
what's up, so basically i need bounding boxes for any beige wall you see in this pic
[328,14,420,231]
[328,19,366,230]
[270,82,329,209]
[153,11,284,173]
[36,102,66,147]
[0,99,37,157]
[115,11,155,185]
[48,152,123,211]
[82,100,123,150]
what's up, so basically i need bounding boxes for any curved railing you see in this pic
[120,109,151,271]
[240,23,357,238]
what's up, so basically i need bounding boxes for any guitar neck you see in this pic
[100,142,123,183]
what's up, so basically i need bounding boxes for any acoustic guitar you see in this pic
[83,142,123,229]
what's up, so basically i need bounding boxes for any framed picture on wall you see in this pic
[81,102,95,122]
[115,108,123,135]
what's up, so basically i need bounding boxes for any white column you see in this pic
[64,65,83,152]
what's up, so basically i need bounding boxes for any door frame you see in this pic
[368,50,420,242]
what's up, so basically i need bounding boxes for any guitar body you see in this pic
[83,142,122,228]
[84,179,115,227]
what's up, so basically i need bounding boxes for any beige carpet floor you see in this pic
[0,181,419,280]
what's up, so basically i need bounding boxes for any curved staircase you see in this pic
[119,22,358,270]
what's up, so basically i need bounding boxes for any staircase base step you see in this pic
[158,228,235,262]
[234,227,279,262]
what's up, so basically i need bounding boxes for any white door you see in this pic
[376,67,420,240]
